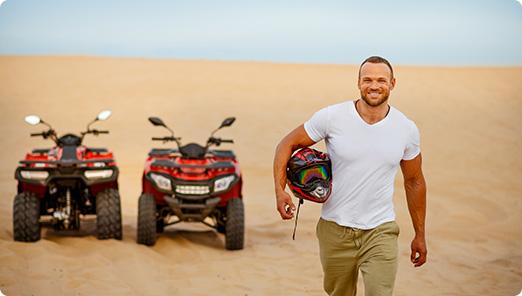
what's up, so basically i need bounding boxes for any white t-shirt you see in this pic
[304,100,420,229]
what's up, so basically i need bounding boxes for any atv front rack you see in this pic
[20,159,115,167]
[151,159,235,170]
[148,148,236,159]
[30,147,109,154]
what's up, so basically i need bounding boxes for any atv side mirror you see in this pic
[149,117,167,127]
[97,110,112,121]
[25,115,41,125]
[220,117,236,128]
[149,116,176,139]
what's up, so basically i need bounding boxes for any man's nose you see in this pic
[369,82,380,89]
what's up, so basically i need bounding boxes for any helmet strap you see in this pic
[292,198,304,240]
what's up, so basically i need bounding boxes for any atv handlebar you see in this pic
[206,137,234,147]
[152,136,181,141]
[30,130,56,139]
[81,129,109,136]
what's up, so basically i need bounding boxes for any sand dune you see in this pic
[0,56,521,295]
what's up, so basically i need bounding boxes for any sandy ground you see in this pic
[0,56,521,296]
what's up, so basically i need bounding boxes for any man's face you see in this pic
[358,62,396,107]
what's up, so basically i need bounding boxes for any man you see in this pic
[273,56,427,296]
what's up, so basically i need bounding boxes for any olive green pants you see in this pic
[316,218,400,296]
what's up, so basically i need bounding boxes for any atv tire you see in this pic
[96,189,122,240]
[13,192,41,242]
[137,193,156,246]
[225,198,244,250]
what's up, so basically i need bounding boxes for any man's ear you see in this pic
[390,77,396,90]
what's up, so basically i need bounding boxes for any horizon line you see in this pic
[1,53,521,69]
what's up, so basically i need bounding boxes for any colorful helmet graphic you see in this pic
[286,148,332,203]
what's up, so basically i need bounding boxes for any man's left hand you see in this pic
[410,235,427,267]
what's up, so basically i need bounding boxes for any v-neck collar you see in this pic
[351,100,391,127]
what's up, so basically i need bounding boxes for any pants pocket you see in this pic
[376,221,400,238]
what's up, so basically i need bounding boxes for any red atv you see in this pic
[137,116,244,250]
[13,111,122,242]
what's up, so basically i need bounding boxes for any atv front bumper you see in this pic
[163,195,221,222]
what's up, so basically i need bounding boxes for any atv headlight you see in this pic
[214,175,235,192]
[150,173,172,191]
[20,170,49,180]
[84,169,113,179]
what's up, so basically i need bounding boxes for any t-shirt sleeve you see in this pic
[304,107,329,142]
[402,121,421,160]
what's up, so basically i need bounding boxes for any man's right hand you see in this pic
[276,190,296,220]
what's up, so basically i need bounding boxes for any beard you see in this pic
[360,90,390,107]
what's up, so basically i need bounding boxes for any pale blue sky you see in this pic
[1,0,521,65]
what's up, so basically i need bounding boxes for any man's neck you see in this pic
[355,99,390,124]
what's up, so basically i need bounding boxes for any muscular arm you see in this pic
[400,153,427,267]
[273,124,316,219]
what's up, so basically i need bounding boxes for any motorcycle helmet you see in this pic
[286,148,332,203]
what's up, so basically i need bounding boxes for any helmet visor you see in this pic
[295,164,330,185]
